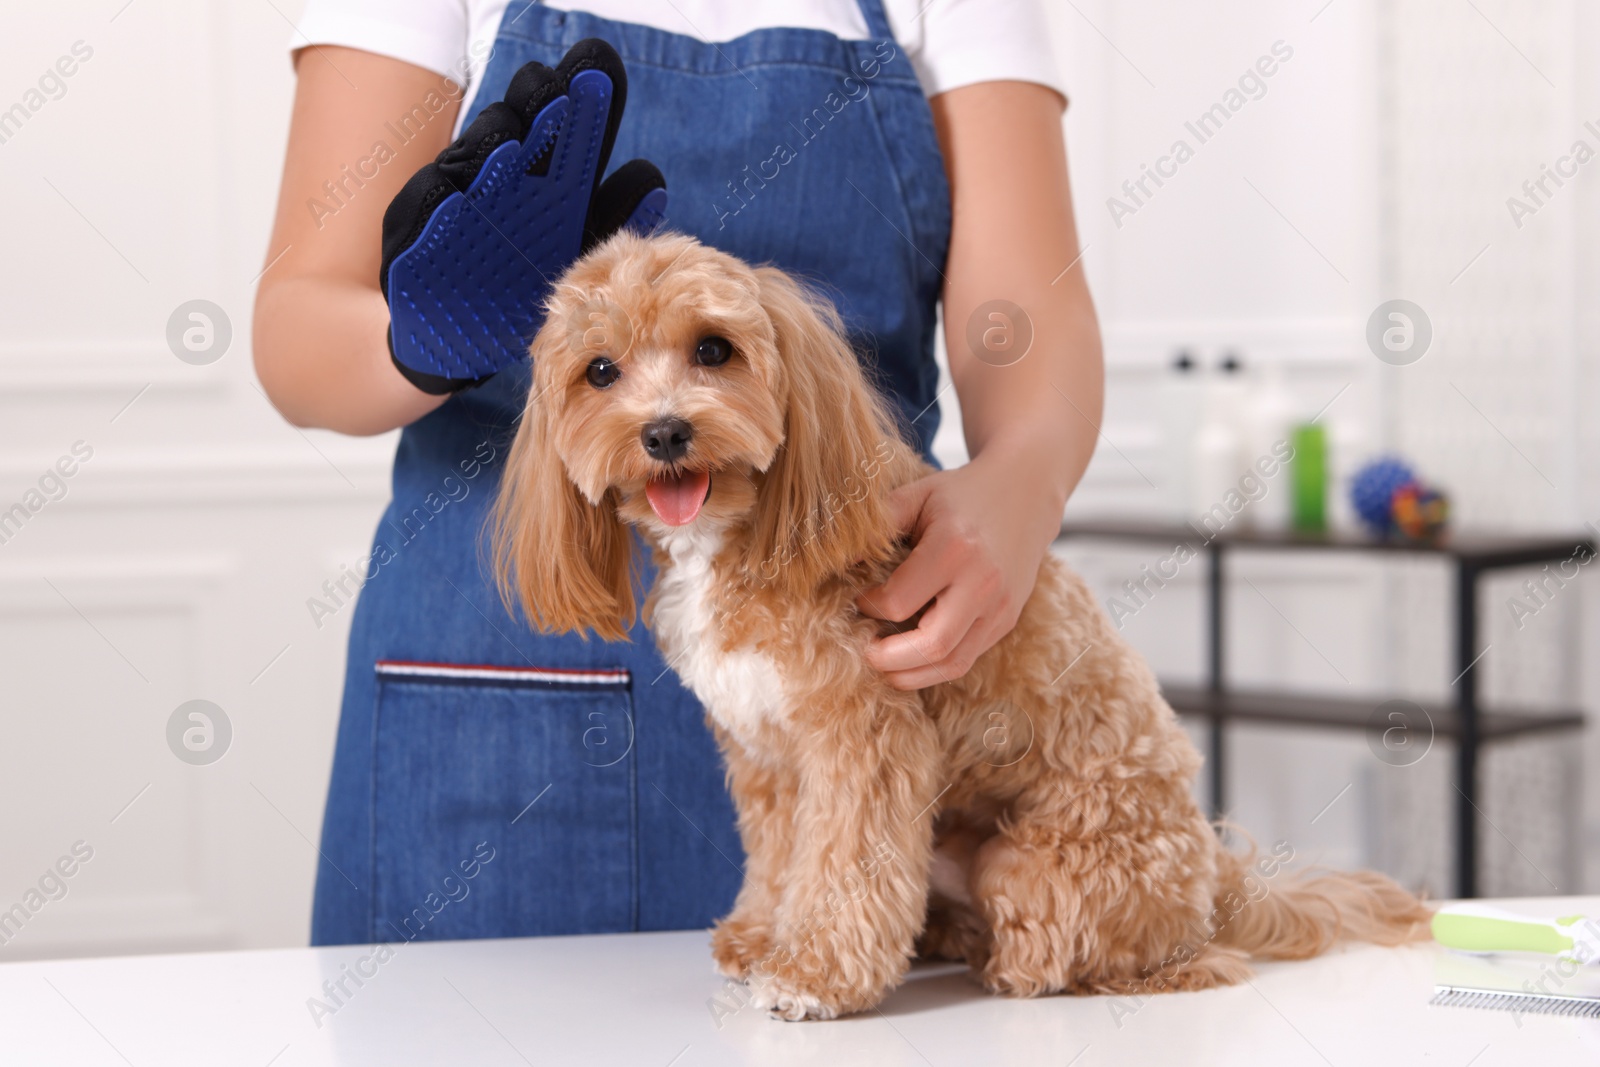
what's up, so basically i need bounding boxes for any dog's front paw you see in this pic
[710,915,773,980]
[745,966,840,1021]
[742,941,899,1021]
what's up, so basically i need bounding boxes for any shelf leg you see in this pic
[1208,716,1226,821]
[1453,562,1480,899]
[1208,545,1226,819]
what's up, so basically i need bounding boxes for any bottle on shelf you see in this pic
[1243,359,1296,530]
[1189,353,1248,528]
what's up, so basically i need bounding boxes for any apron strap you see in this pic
[853,0,895,42]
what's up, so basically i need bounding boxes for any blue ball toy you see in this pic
[1350,457,1415,533]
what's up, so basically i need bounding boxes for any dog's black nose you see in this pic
[641,417,693,462]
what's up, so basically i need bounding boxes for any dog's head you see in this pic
[492,232,908,639]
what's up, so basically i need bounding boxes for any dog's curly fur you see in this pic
[493,232,1432,1020]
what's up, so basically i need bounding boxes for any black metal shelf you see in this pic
[1058,519,1594,898]
[1061,518,1591,569]
[1159,683,1583,742]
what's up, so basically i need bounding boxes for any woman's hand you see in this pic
[857,80,1103,690]
[856,439,1068,690]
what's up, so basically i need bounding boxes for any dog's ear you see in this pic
[744,266,904,591]
[491,378,636,642]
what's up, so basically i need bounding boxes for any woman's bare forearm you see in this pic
[858,81,1103,689]
[932,81,1103,515]
[253,47,461,434]
[253,274,446,433]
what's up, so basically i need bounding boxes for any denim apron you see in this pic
[311,0,951,946]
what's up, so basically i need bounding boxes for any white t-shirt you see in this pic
[295,0,1065,135]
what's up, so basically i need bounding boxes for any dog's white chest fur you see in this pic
[652,527,788,743]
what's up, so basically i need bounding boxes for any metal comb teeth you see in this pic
[1431,985,1600,1017]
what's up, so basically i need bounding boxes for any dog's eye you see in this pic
[694,336,734,367]
[585,357,620,389]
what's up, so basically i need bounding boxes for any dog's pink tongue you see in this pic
[644,470,711,526]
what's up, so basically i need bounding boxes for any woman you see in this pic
[254,0,1101,945]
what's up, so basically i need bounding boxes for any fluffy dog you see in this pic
[493,232,1430,1020]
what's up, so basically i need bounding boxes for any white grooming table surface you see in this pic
[2,896,1596,1065]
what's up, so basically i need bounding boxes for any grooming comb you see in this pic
[1428,985,1600,1017]
[1429,903,1600,1016]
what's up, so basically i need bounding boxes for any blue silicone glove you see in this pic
[380,39,668,394]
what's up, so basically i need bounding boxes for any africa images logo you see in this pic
[1106,41,1295,228]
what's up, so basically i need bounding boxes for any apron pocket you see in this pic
[371,660,636,942]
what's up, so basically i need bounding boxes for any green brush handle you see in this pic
[1433,903,1595,961]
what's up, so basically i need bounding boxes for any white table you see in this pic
[3,897,1597,1066]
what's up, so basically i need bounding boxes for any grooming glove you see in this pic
[381,39,667,393]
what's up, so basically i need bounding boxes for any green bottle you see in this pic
[1290,422,1326,531]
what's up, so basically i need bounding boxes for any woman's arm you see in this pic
[253,47,461,434]
[858,81,1103,690]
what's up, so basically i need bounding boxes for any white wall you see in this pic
[0,0,1591,962]
[0,0,394,959]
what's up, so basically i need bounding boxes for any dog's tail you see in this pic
[1209,832,1432,960]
